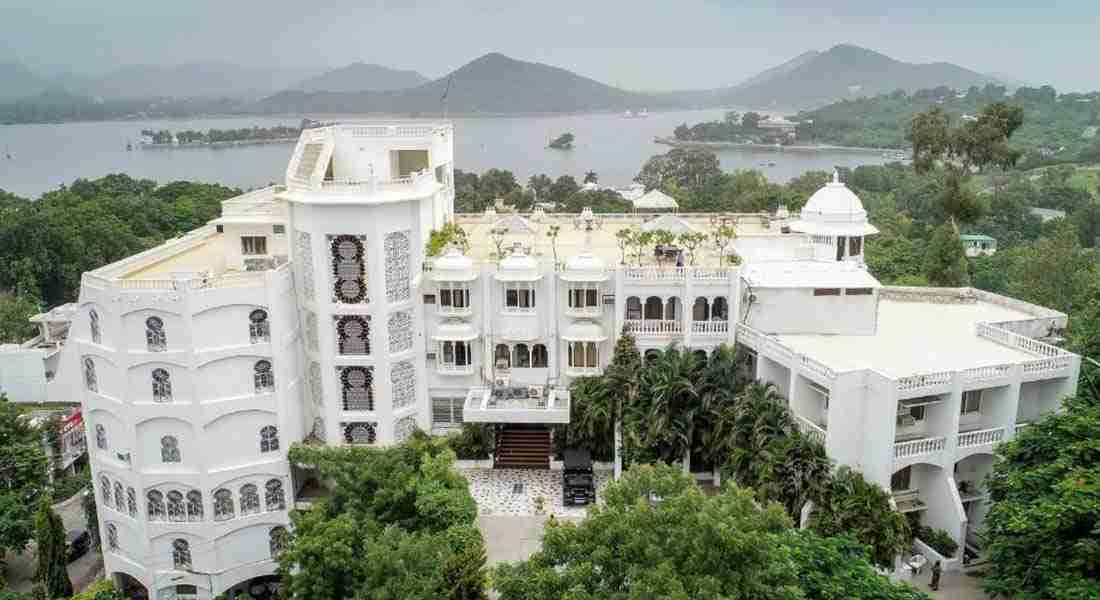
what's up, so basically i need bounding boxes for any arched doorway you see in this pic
[222,575,282,600]
[112,572,149,599]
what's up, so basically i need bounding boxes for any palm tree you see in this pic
[633,345,700,465]
[583,171,598,184]
[696,344,745,465]
[567,376,614,460]
[758,432,832,521]
[726,381,792,488]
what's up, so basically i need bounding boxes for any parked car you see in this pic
[561,448,596,506]
[66,529,90,561]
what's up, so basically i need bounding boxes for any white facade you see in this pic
[50,122,1079,596]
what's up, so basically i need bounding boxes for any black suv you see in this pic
[561,449,596,506]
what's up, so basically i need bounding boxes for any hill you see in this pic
[252,52,661,115]
[292,62,429,93]
[86,61,323,100]
[720,44,1001,109]
[0,61,51,100]
[730,50,821,91]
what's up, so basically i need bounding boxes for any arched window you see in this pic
[106,523,118,551]
[269,526,288,556]
[513,343,531,368]
[692,297,710,321]
[152,368,172,402]
[336,315,370,355]
[100,476,112,505]
[494,344,510,369]
[114,482,125,512]
[265,479,285,511]
[643,297,663,320]
[240,484,260,515]
[254,360,274,393]
[145,316,166,352]
[626,296,642,320]
[567,342,598,369]
[172,539,191,570]
[89,310,101,344]
[439,340,471,369]
[342,422,376,446]
[260,426,279,453]
[161,436,180,463]
[186,491,203,521]
[84,358,97,392]
[664,297,680,321]
[531,344,549,368]
[147,490,166,521]
[127,487,137,517]
[95,424,107,450]
[330,235,367,304]
[340,366,373,411]
[249,309,270,343]
[167,491,185,522]
[213,488,234,521]
[712,296,729,321]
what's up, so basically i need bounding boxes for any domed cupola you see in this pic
[560,251,608,282]
[431,247,478,282]
[789,171,878,263]
[495,246,542,282]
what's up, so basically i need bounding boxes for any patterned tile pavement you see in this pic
[461,468,613,517]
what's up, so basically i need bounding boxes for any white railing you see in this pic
[799,354,837,380]
[957,427,1005,448]
[438,305,474,317]
[691,320,729,335]
[692,268,731,281]
[896,371,953,394]
[317,169,436,192]
[963,363,1012,383]
[976,322,1066,357]
[794,414,827,445]
[894,436,946,459]
[735,322,794,361]
[623,319,682,336]
[623,267,685,282]
[565,365,603,377]
[1022,355,1073,375]
[565,305,603,318]
[437,363,475,376]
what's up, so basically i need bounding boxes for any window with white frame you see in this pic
[431,397,464,429]
[172,539,191,570]
[95,424,107,450]
[335,315,370,355]
[84,358,98,392]
[340,367,373,411]
[152,368,172,402]
[439,340,472,369]
[186,490,203,521]
[161,436,181,463]
[145,317,166,352]
[241,236,268,256]
[265,479,285,511]
[147,490,166,521]
[249,309,270,343]
[100,475,112,505]
[504,283,536,312]
[89,310,101,344]
[512,343,531,368]
[254,360,274,393]
[567,342,599,368]
[438,282,471,311]
[167,491,185,522]
[240,484,260,515]
[106,523,118,551]
[114,482,125,512]
[213,488,234,521]
[567,284,600,310]
[961,390,982,415]
[891,466,912,492]
[127,487,137,517]
[270,526,288,556]
[531,344,549,368]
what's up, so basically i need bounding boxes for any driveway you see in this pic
[3,492,103,594]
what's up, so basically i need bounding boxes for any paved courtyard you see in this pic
[461,467,612,517]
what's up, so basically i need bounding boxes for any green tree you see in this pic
[33,498,72,599]
[0,292,39,345]
[0,492,34,561]
[923,224,970,286]
[82,473,100,548]
[545,224,561,266]
[635,148,722,191]
[583,170,598,184]
[742,111,764,129]
[1006,220,1098,315]
[759,433,833,522]
[547,132,574,150]
[808,466,912,568]
[628,346,700,464]
[983,389,1100,599]
[677,231,706,266]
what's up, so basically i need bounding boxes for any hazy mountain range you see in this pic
[1,44,1021,115]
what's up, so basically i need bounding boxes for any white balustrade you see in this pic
[437,363,475,376]
[623,319,682,336]
[962,363,1012,382]
[1022,355,1072,375]
[894,436,946,459]
[565,305,603,318]
[957,427,1005,448]
[896,371,953,394]
[692,268,730,281]
[977,322,1067,358]
[438,304,474,317]
[565,366,603,377]
[794,414,827,445]
[623,267,685,282]
[691,320,729,335]
[799,355,837,380]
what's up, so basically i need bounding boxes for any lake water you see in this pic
[0,109,891,199]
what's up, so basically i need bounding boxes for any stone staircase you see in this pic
[493,425,551,469]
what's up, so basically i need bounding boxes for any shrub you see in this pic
[446,424,495,460]
[916,525,959,558]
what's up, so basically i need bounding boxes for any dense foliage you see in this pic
[141,125,301,145]
[0,395,49,560]
[279,434,488,600]
[34,497,73,599]
[982,386,1100,599]
[808,467,913,567]
[0,174,240,306]
[492,463,928,600]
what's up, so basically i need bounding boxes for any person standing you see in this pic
[930,560,942,591]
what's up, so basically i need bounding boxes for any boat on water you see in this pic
[623,108,649,119]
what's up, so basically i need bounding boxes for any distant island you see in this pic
[548,132,575,150]
[140,125,303,148]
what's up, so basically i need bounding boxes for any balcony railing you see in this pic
[894,436,945,459]
[957,426,1004,449]
[438,304,473,317]
[565,365,602,377]
[896,371,953,396]
[463,386,570,424]
[623,267,685,283]
[893,489,927,513]
[565,305,603,318]
[437,362,475,376]
[794,414,827,445]
[691,320,729,336]
[623,319,682,337]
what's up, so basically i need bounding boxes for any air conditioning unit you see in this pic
[425,352,437,361]
[528,385,543,399]
[897,415,917,427]
[494,375,511,387]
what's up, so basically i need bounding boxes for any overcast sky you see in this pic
[1,0,1096,91]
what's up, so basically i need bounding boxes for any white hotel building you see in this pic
[51,122,1079,598]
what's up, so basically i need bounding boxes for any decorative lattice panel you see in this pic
[294,231,315,301]
[339,366,374,411]
[342,422,377,445]
[335,315,370,355]
[391,360,416,409]
[384,230,411,303]
[328,234,368,304]
[394,415,417,444]
[388,310,413,353]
